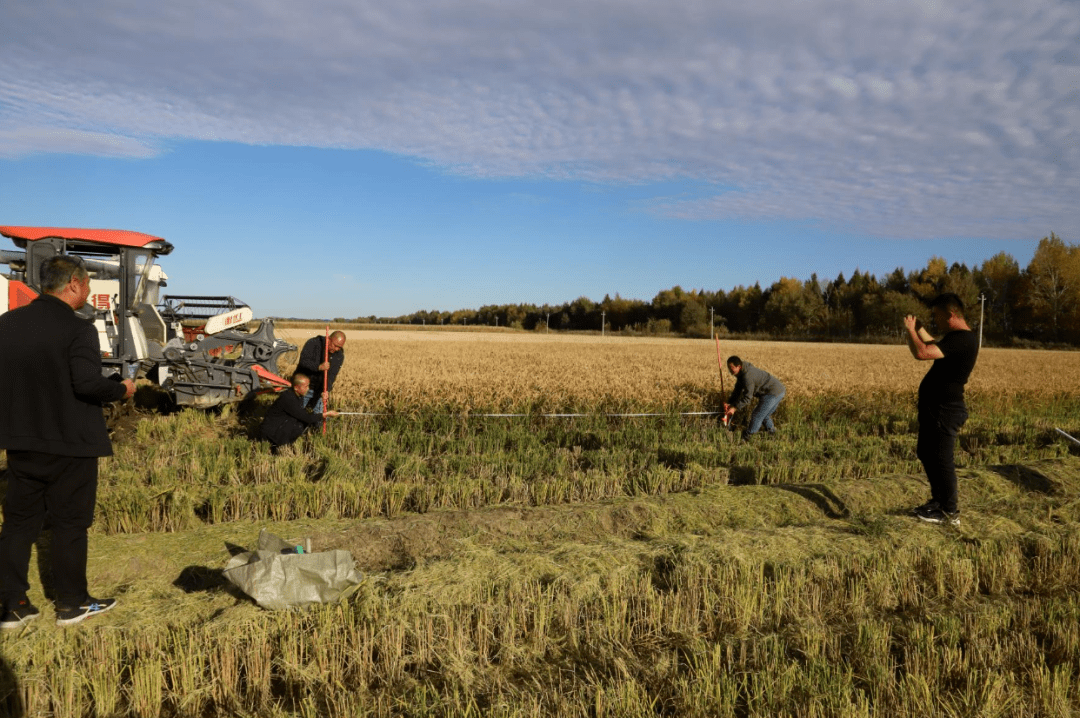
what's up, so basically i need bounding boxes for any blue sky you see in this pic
[1,0,1077,319]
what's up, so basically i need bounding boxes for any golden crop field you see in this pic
[277,328,1072,411]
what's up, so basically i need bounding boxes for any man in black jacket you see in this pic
[0,255,135,628]
[260,373,339,451]
[296,331,346,413]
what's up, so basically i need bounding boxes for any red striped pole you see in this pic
[323,325,329,434]
[715,333,728,426]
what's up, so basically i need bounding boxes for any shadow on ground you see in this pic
[772,484,851,519]
[990,464,1059,495]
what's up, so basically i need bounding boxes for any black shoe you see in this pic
[55,597,117,626]
[917,508,960,526]
[911,500,940,517]
[0,600,41,629]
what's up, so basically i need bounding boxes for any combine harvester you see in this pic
[0,225,296,408]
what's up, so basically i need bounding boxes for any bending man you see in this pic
[903,293,979,526]
[724,356,786,441]
[296,331,346,413]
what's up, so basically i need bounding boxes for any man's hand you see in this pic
[318,361,331,371]
[121,379,136,399]
[904,314,944,360]
[324,410,340,418]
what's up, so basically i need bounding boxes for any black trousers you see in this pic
[916,403,968,513]
[0,450,98,609]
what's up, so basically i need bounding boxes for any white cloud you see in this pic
[1,0,1077,239]
[0,126,159,159]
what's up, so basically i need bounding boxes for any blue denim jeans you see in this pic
[743,389,786,439]
[301,389,324,414]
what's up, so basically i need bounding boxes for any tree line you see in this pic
[366,233,1079,346]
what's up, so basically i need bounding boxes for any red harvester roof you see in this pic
[0,226,167,248]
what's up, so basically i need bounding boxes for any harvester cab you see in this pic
[0,226,295,408]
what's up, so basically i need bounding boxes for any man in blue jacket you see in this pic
[0,255,135,628]
[723,356,786,441]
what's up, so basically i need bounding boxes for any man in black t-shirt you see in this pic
[903,293,979,525]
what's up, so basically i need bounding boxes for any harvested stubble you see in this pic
[4,467,1080,717]
[84,387,1080,535]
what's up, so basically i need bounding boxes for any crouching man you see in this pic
[260,373,339,452]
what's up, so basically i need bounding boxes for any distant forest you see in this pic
[357,233,1078,347]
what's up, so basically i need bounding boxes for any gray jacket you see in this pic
[727,361,785,410]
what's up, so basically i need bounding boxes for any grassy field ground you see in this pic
[2,330,1080,717]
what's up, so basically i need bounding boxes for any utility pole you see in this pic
[979,293,986,348]
[545,312,550,330]
[710,306,715,338]
[601,311,606,337]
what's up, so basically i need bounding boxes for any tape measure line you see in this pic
[334,410,723,418]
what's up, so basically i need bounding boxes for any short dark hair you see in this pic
[40,255,87,294]
[930,293,965,317]
[727,356,742,368]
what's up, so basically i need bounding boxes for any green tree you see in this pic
[822,273,854,337]
[761,277,826,335]
[1019,233,1080,342]
[568,296,597,330]
[601,293,649,331]
[838,270,881,335]
[908,257,948,302]
[975,252,1021,339]
[679,299,710,336]
[942,262,980,311]
[722,283,764,333]
[861,290,926,336]
[884,267,908,293]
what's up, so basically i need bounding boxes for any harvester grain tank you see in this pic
[0,226,295,407]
